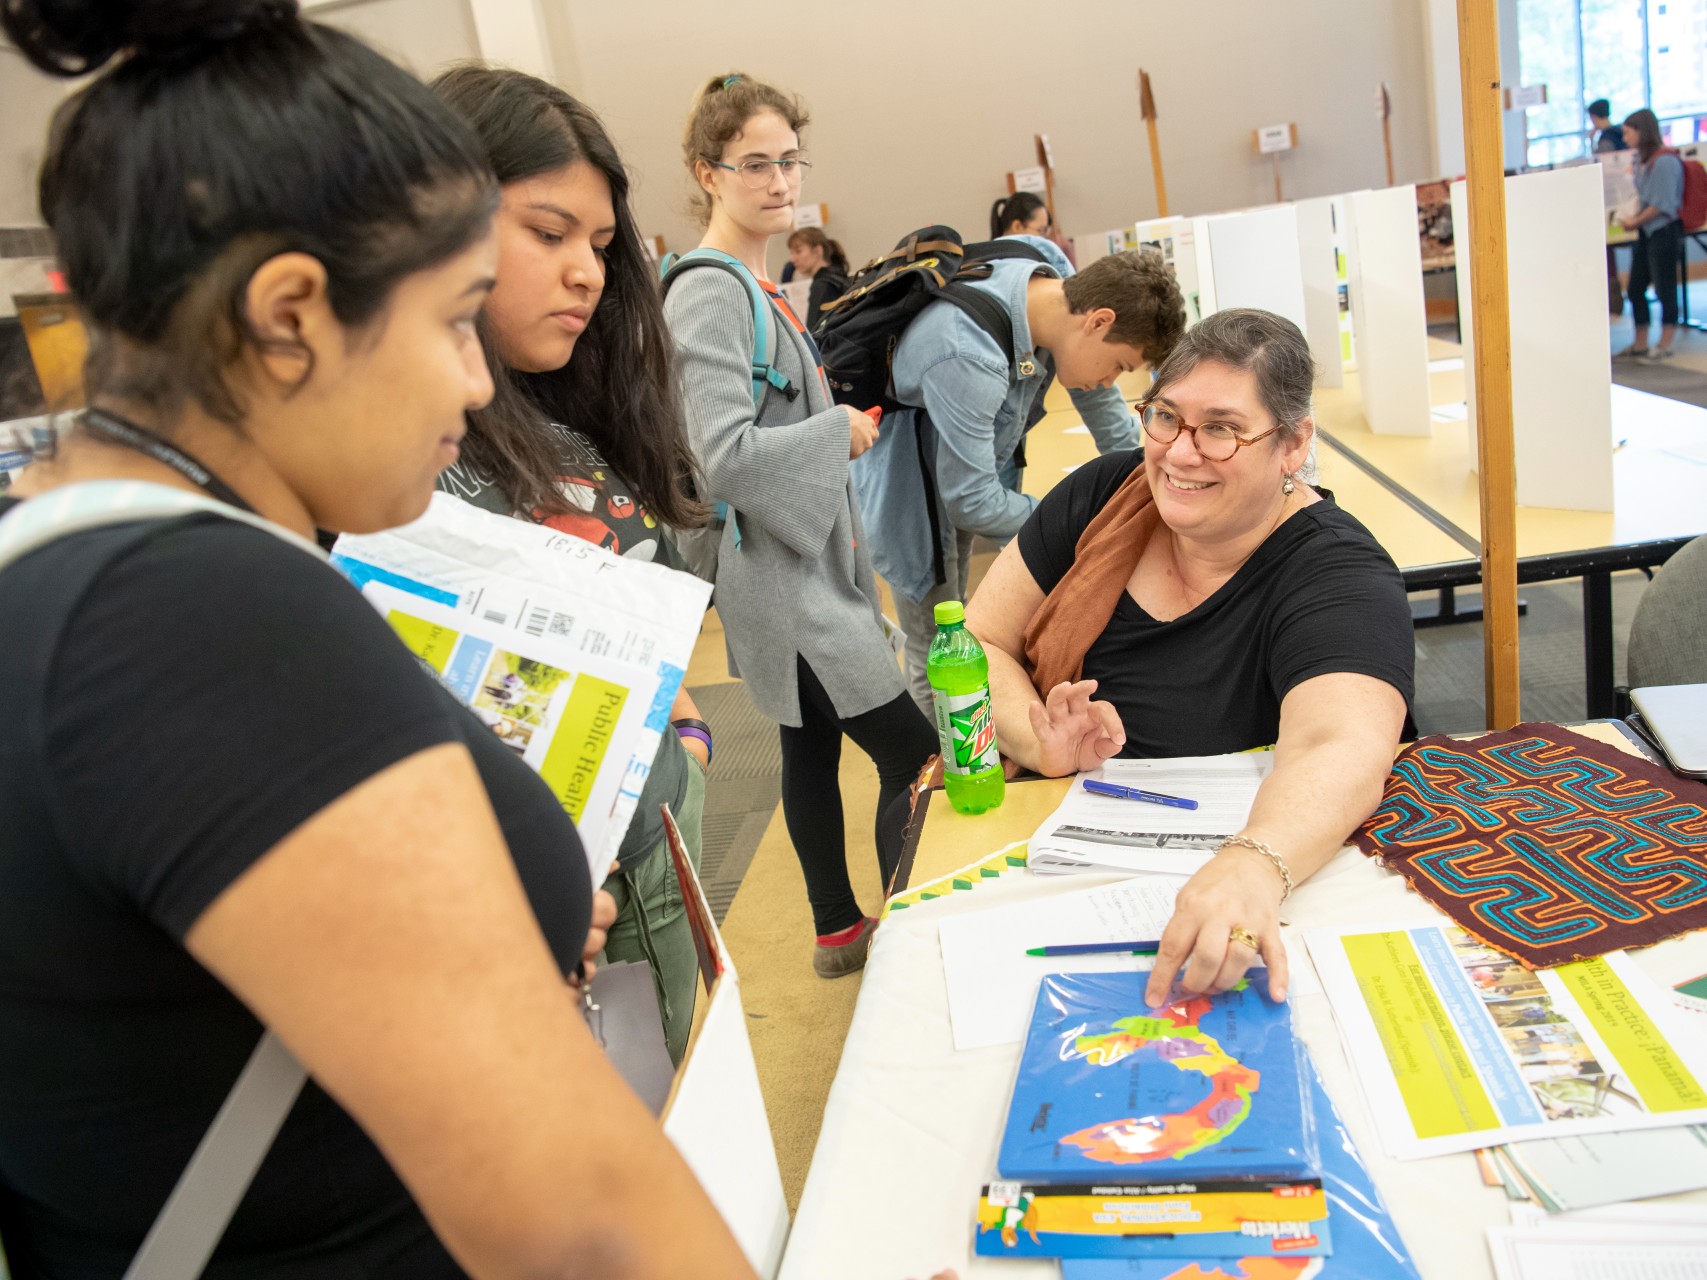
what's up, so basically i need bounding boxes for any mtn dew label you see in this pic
[934,688,1001,775]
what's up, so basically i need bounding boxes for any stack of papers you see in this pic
[1488,1202,1707,1278]
[1029,753,1271,876]
[1483,1126,1707,1211]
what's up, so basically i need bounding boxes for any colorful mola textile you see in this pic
[1355,723,1707,968]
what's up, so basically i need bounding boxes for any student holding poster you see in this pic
[431,64,710,1063]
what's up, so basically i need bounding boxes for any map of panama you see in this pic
[1059,990,1262,1165]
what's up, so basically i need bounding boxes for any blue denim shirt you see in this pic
[1635,151,1685,223]
[851,239,1139,604]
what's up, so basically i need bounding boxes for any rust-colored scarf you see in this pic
[1022,464,1160,695]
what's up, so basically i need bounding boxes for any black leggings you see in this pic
[778,656,938,936]
[1628,218,1682,331]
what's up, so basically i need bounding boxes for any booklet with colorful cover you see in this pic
[974,1177,1331,1260]
[1057,1051,1421,1278]
[997,971,1316,1184]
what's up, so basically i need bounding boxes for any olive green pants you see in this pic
[600,758,706,1065]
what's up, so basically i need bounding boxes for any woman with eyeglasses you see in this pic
[965,309,1413,1009]
[663,73,936,979]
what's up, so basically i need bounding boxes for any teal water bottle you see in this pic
[927,600,1006,815]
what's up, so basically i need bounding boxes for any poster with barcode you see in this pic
[361,582,656,889]
[329,494,711,881]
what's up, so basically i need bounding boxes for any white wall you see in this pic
[553,0,1436,275]
[4,0,1437,283]
[0,47,82,226]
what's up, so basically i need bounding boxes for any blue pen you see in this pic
[1026,940,1162,956]
[1081,777,1199,810]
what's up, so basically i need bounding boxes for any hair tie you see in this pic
[721,75,743,89]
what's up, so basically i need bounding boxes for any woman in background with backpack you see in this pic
[1615,108,1687,362]
[431,64,709,1064]
[785,226,850,329]
[663,73,936,979]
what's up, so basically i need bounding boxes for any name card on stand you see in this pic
[1501,84,1548,110]
[791,203,826,230]
[1010,166,1048,194]
[1451,165,1612,512]
[1254,122,1298,154]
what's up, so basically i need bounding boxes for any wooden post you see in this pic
[1379,83,1396,187]
[1272,154,1284,203]
[1456,0,1522,728]
[1034,133,1057,231]
[1139,70,1170,217]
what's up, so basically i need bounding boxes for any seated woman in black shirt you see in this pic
[0,2,754,1277]
[966,308,1413,1011]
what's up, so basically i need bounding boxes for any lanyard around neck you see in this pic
[80,408,256,515]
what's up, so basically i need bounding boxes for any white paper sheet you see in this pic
[937,877,1184,1051]
[1488,1223,1707,1280]
[1309,923,1707,1161]
[1028,753,1272,877]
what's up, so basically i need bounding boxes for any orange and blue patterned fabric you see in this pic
[1355,723,1707,969]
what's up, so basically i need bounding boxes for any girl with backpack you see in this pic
[430,64,709,1064]
[1615,108,1687,362]
[0,2,754,1275]
[663,73,937,979]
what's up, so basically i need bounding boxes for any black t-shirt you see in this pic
[0,508,592,1278]
[1017,452,1415,758]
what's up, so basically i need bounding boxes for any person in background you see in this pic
[965,309,1413,1009]
[663,72,937,979]
[1590,98,1631,314]
[786,225,851,329]
[431,64,709,1064]
[1588,99,1628,153]
[0,1,754,1275]
[991,190,1050,239]
[1615,108,1685,362]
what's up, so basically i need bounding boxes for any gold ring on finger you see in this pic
[1228,925,1259,951]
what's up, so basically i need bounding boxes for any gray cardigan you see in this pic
[664,266,907,727]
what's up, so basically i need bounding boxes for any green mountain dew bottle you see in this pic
[928,600,1005,815]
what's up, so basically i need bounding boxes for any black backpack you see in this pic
[814,226,1051,413]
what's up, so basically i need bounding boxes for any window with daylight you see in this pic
[1518,0,1707,166]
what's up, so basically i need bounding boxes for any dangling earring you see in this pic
[1282,473,1296,496]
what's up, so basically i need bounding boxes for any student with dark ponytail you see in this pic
[430,63,709,1065]
[991,190,1050,239]
[0,3,753,1276]
[785,225,850,328]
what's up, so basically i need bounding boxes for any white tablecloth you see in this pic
[778,837,1707,1278]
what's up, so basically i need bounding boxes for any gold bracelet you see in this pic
[1218,835,1293,902]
